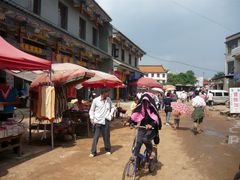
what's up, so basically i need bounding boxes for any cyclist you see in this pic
[128,92,162,168]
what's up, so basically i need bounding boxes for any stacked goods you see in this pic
[0,118,26,138]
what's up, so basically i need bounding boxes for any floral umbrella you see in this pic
[81,70,123,88]
[171,102,193,115]
[30,63,94,89]
[129,77,163,88]
[164,85,176,91]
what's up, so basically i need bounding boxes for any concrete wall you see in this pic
[12,0,110,53]
[12,0,31,10]
[99,23,111,52]
[41,0,58,26]
[113,43,140,68]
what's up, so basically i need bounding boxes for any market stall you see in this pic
[29,63,94,145]
[81,70,125,118]
[0,36,51,155]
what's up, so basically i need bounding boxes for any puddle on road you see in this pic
[204,129,240,145]
[204,129,225,138]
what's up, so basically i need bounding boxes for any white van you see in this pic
[207,90,229,105]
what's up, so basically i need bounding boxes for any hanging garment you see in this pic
[67,85,76,98]
[37,86,55,121]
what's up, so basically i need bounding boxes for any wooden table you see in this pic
[63,110,91,137]
[0,134,22,156]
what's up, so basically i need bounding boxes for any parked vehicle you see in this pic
[207,90,229,105]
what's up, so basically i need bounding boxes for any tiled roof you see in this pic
[138,65,167,73]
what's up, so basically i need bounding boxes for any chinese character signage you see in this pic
[230,88,240,113]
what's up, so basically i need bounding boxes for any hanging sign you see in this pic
[230,88,240,113]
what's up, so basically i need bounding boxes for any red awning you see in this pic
[0,36,51,70]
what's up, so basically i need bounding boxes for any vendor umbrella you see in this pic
[129,77,163,88]
[152,87,164,93]
[171,101,193,115]
[30,63,94,89]
[81,70,123,88]
[164,85,176,91]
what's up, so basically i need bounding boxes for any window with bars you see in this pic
[92,27,98,46]
[129,54,132,65]
[135,57,138,67]
[58,2,68,30]
[33,0,41,15]
[121,49,125,61]
[79,17,86,40]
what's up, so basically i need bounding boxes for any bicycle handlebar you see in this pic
[130,124,154,130]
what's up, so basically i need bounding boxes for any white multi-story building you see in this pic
[224,32,240,89]
[138,65,168,84]
[0,0,146,99]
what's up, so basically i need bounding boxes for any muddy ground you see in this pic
[0,103,239,180]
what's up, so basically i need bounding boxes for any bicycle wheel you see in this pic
[13,109,24,123]
[122,159,137,180]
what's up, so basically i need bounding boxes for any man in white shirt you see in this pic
[207,91,213,106]
[89,88,112,157]
[191,91,206,135]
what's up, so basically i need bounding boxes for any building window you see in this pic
[162,80,165,83]
[121,49,125,61]
[162,73,165,78]
[33,0,41,15]
[135,57,138,67]
[112,44,119,58]
[227,61,234,74]
[151,73,154,77]
[157,73,160,77]
[228,42,238,54]
[92,27,98,46]
[58,2,68,30]
[129,54,132,65]
[79,17,86,40]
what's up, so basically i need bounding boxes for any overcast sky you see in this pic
[96,0,240,78]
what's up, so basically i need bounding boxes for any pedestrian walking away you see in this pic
[163,92,173,126]
[173,110,181,129]
[191,90,206,135]
[207,91,213,106]
[89,88,114,157]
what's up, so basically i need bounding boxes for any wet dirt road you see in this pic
[0,105,239,180]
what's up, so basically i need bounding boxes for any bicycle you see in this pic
[13,107,25,123]
[122,125,158,180]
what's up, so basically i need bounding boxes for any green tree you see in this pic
[167,73,178,85]
[167,70,197,85]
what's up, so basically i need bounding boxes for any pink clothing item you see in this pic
[131,105,159,124]
[68,85,76,98]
